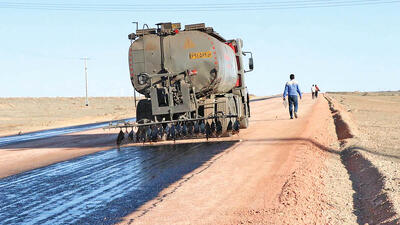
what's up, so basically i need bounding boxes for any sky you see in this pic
[0,0,399,97]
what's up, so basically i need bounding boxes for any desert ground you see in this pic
[328,91,400,224]
[0,97,137,137]
[1,93,399,224]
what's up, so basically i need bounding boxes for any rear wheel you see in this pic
[136,99,153,123]
[217,96,237,136]
[240,94,250,129]
[239,116,249,129]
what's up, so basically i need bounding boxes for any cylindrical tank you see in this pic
[128,30,238,96]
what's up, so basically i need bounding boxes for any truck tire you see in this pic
[240,116,249,129]
[239,94,249,129]
[217,96,237,136]
[136,99,153,124]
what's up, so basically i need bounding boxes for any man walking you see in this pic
[283,74,302,119]
[311,85,316,99]
[315,84,320,98]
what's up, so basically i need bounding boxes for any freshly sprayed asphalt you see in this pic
[0,118,135,147]
[0,141,236,225]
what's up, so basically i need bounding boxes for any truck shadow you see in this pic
[1,133,241,151]
[243,137,400,160]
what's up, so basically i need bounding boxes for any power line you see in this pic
[0,0,395,7]
[0,0,384,7]
[0,0,399,12]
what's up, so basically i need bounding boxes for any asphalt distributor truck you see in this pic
[113,22,254,144]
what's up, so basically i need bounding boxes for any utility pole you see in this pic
[80,57,90,106]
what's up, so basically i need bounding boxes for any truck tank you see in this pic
[129,30,238,97]
[111,22,254,144]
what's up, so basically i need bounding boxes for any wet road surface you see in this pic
[0,118,135,147]
[0,141,237,225]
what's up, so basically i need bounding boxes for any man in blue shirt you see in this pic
[283,74,302,119]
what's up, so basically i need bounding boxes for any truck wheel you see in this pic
[136,99,153,124]
[240,116,249,129]
[239,94,249,129]
[217,96,237,136]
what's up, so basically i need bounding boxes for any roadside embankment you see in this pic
[326,92,400,224]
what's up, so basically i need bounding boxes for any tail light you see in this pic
[188,69,198,76]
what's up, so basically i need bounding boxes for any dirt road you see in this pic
[119,95,356,225]
[0,95,357,224]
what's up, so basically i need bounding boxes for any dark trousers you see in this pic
[288,95,298,118]
[315,91,318,98]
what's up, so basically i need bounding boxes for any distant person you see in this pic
[315,84,320,98]
[283,74,302,119]
[311,85,316,99]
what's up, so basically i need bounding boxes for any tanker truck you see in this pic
[113,22,254,144]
